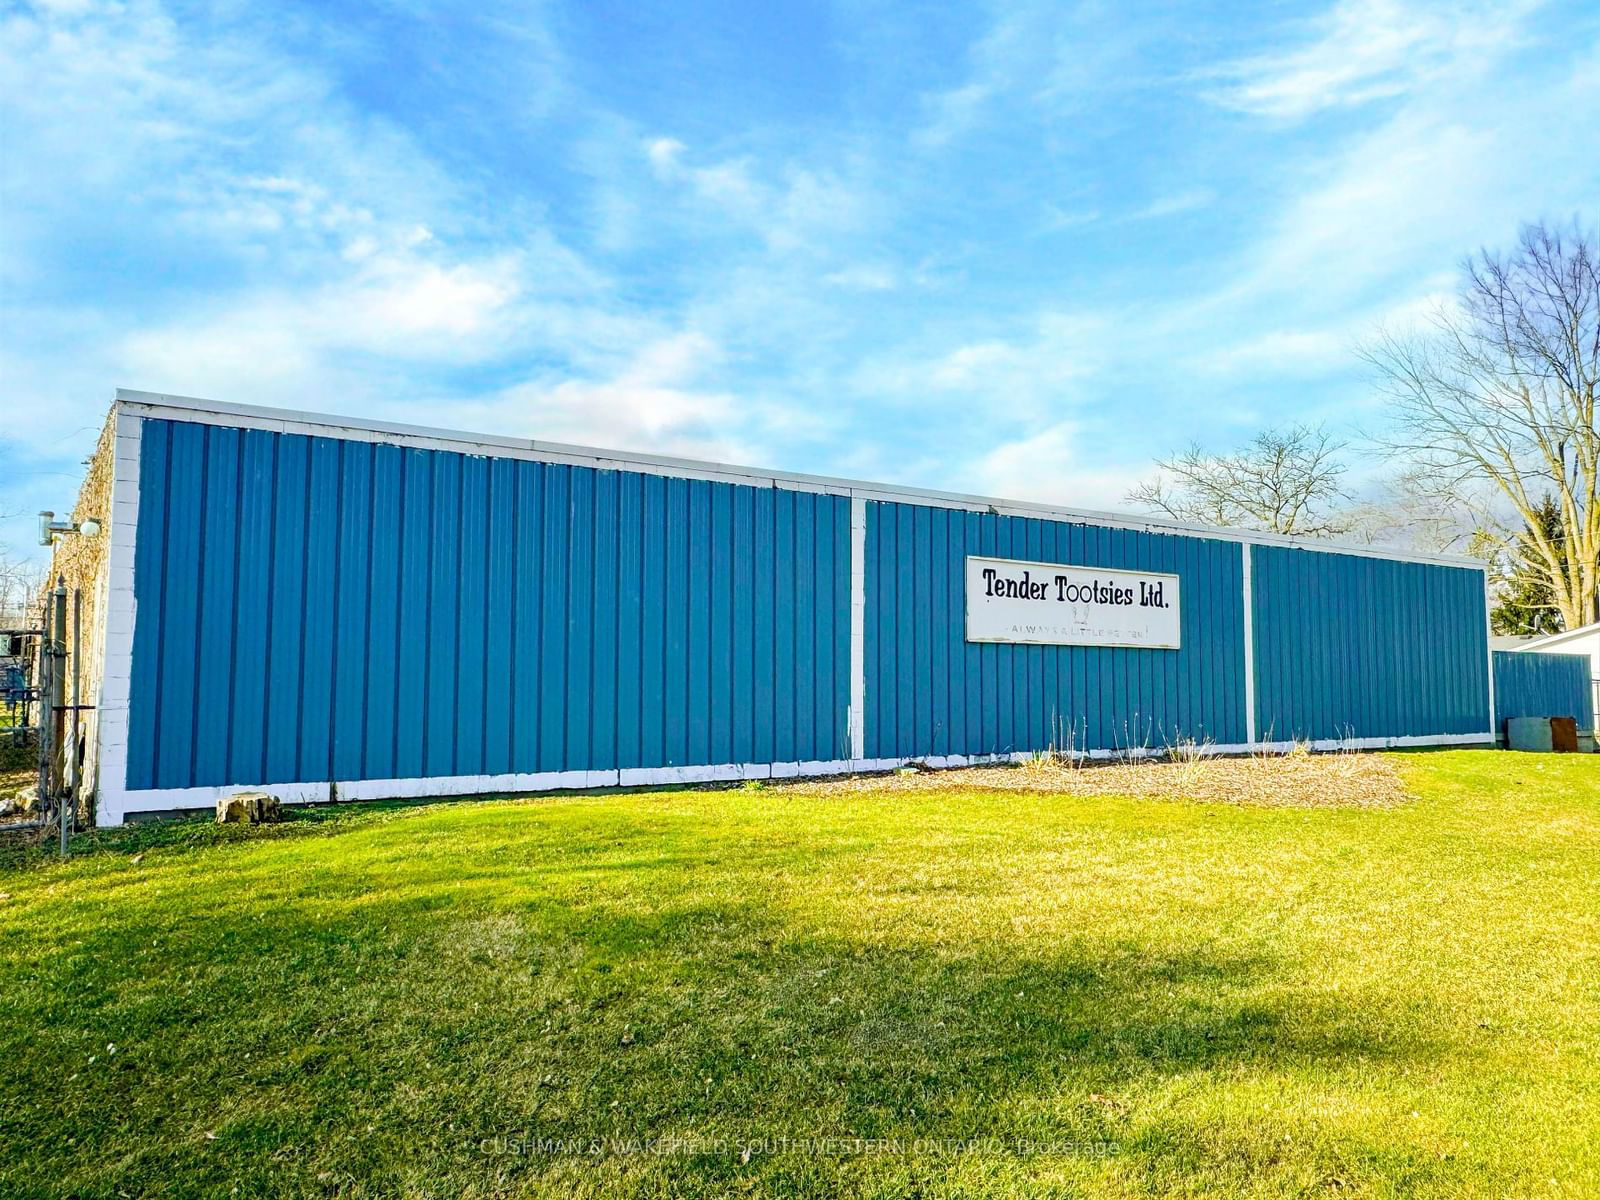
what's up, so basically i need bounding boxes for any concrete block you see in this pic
[1506,717,1554,753]
[216,791,281,824]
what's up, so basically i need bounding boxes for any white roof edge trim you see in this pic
[1516,621,1600,650]
[112,388,1486,570]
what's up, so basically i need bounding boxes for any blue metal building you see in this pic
[1492,650,1595,732]
[85,391,1495,825]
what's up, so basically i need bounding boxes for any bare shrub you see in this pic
[787,744,1408,809]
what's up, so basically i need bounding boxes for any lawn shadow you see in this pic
[12,777,834,872]
[6,869,1454,1199]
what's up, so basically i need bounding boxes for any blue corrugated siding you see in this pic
[863,501,1247,757]
[1492,651,1594,729]
[126,419,851,790]
[1250,546,1489,741]
[126,414,1502,793]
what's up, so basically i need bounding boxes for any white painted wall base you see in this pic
[97,731,1496,825]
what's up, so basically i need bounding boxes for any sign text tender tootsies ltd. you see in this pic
[965,555,1181,648]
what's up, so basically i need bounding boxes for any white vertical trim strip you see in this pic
[848,496,867,762]
[1242,542,1257,746]
[96,407,143,827]
[1484,572,1498,742]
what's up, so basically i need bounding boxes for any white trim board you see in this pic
[1485,575,1498,735]
[1516,621,1600,652]
[1242,543,1256,745]
[96,409,144,829]
[103,733,1498,823]
[112,389,1485,570]
[848,497,867,760]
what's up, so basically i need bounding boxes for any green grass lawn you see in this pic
[1,751,1597,1198]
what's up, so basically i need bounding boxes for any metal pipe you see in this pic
[53,579,69,857]
[72,589,80,715]
[35,596,52,830]
[69,588,81,816]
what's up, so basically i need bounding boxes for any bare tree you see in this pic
[1339,466,1490,554]
[1365,219,1600,629]
[0,509,47,627]
[1126,424,1351,536]
[0,548,48,629]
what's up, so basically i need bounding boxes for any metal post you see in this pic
[51,579,69,856]
[68,588,81,811]
[72,588,81,712]
[35,597,53,833]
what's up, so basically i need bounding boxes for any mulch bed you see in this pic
[779,748,1410,809]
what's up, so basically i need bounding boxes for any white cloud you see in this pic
[1125,188,1215,221]
[1192,276,1463,378]
[0,0,667,563]
[912,3,1150,148]
[644,136,687,174]
[118,244,525,394]
[823,264,898,291]
[857,311,1114,418]
[1190,328,1349,376]
[1233,117,1588,318]
[0,6,746,421]
[1189,8,1599,333]
[1038,205,1101,233]
[432,332,765,463]
[642,136,871,253]
[964,421,1148,511]
[1204,0,1534,119]
[915,80,995,150]
[5,0,1595,572]
[0,0,879,555]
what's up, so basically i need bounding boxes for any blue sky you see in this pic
[3,0,1598,564]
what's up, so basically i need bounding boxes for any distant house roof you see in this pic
[1516,621,1600,652]
[1490,634,1539,651]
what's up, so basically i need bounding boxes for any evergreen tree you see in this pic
[1489,495,1568,635]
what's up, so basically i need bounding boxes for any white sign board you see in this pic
[965,555,1181,649]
